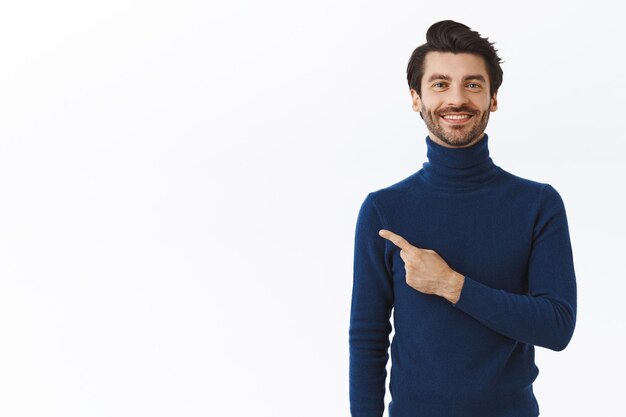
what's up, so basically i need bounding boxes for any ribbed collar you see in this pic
[420,133,502,190]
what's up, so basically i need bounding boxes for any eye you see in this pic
[433,82,447,88]
[467,83,481,89]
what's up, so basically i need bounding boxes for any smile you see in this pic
[440,114,473,124]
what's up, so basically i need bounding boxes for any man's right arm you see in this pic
[349,193,394,417]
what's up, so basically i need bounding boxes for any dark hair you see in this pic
[407,20,504,97]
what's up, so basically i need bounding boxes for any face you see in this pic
[410,51,498,148]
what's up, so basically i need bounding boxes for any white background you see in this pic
[0,1,624,416]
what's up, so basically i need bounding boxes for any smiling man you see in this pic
[413,52,496,148]
[349,20,577,417]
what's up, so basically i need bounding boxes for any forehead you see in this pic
[422,51,489,82]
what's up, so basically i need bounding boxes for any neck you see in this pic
[420,133,502,190]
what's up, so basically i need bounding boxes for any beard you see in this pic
[420,104,490,147]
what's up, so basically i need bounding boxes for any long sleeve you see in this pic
[452,184,577,351]
[349,193,394,417]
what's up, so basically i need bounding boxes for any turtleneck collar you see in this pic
[420,133,502,191]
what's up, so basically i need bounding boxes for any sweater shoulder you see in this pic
[498,168,548,190]
[358,172,422,226]
[497,169,567,215]
[498,168,562,196]
[367,171,421,200]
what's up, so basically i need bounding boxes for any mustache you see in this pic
[435,106,479,116]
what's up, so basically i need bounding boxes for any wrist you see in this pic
[441,271,465,304]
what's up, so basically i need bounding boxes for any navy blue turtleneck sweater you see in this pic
[349,134,577,417]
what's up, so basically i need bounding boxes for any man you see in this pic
[349,20,577,417]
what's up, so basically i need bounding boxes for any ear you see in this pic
[410,89,422,113]
[490,91,498,112]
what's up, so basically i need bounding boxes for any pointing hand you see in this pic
[378,229,464,303]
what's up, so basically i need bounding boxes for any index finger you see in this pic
[378,229,414,251]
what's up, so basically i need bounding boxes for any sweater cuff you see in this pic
[451,275,486,313]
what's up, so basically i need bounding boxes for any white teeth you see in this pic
[442,114,471,120]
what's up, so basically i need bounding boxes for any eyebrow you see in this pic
[426,74,487,83]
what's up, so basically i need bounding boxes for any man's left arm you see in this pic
[449,184,577,351]
[380,184,577,351]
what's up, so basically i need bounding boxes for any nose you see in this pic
[445,84,470,107]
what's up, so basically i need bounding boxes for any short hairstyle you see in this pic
[407,20,504,97]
